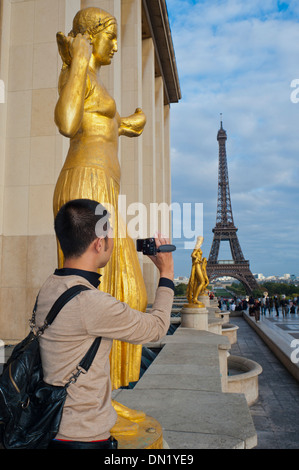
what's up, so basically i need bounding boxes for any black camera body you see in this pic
[136,238,176,256]
[136,238,157,256]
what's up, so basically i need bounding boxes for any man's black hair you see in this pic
[54,199,110,259]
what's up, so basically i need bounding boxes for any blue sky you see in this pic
[166,0,299,278]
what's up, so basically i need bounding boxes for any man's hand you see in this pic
[147,234,174,281]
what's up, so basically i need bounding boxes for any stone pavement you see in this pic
[230,312,299,449]
[114,326,257,449]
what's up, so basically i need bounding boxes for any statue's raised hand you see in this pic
[56,32,92,66]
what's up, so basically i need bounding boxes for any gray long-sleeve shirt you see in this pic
[36,271,174,442]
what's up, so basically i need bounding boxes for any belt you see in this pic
[48,436,118,449]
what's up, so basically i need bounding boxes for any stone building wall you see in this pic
[0,0,180,341]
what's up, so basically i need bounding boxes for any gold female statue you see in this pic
[186,236,209,306]
[54,7,147,423]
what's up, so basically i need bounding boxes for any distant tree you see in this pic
[227,282,264,298]
[174,283,187,296]
[229,282,246,296]
[252,288,264,298]
[259,282,299,298]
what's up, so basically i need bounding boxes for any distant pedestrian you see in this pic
[280,296,288,317]
[266,296,271,315]
[254,300,261,322]
[290,302,296,314]
[261,295,267,315]
[274,296,279,316]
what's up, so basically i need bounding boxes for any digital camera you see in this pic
[136,238,176,256]
[136,238,157,256]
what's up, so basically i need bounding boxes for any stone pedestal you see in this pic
[222,323,239,345]
[208,306,222,317]
[198,294,210,307]
[219,311,230,323]
[181,305,209,331]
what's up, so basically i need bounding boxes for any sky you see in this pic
[166,0,299,279]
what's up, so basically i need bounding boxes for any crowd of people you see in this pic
[216,294,299,323]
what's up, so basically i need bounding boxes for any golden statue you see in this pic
[54,7,147,430]
[186,236,209,307]
[201,257,210,293]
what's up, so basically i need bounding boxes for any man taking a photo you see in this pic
[35,199,174,449]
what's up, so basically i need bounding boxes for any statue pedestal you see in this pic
[198,294,210,307]
[181,305,209,331]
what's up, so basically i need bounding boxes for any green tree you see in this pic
[229,282,246,296]
[259,282,299,299]
[174,283,187,296]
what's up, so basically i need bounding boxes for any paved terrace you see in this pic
[231,312,299,449]
[114,303,299,449]
[3,302,299,449]
[0,301,258,450]
[113,300,257,449]
[242,309,299,382]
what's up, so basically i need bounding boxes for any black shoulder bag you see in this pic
[0,285,102,449]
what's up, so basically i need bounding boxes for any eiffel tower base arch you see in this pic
[207,262,259,295]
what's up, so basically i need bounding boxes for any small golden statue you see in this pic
[54,7,147,431]
[185,236,209,307]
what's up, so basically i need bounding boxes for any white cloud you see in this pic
[167,0,299,277]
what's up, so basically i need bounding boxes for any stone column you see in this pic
[155,76,165,207]
[163,104,171,207]
[141,37,157,302]
[118,0,145,280]
[119,0,143,206]
[0,0,11,284]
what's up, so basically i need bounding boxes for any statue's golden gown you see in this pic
[53,68,147,390]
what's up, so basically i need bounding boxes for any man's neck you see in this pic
[63,258,97,273]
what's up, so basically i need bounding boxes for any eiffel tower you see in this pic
[206,119,259,294]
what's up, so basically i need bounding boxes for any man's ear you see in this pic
[94,237,105,253]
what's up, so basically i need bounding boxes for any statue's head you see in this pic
[195,236,204,249]
[70,7,118,65]
[70,7,116,37]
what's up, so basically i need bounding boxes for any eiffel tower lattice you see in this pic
[206,120,259,294]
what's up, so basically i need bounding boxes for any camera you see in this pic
[136,238,157,255]
[136,238,176,256]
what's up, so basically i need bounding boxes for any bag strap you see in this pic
[32,284,102,386]
[48,286,102,385]
[78,336,102,372]
[32,285,90,335]
[66,336,102,387]
[45,285,91,326]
